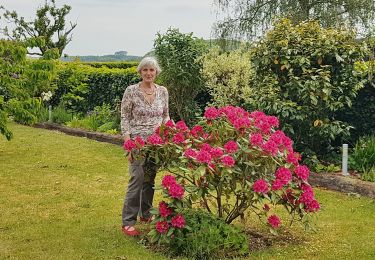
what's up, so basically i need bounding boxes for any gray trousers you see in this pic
[122,157,157,226]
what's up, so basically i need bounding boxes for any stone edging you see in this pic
[34,122,375,199]
[34,122,123,145]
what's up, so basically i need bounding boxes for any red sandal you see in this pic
[122,226,140,236]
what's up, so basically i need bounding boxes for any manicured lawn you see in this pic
[1,123,374,259]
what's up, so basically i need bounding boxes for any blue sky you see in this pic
[2,0,219,56]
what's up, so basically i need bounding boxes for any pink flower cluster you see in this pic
[298,184,320,212]
[162,175,185,200]
[267,214,281,228]
[272,167,292,190]
[159,201,173,217]
[155,177,187,235]
[253,179,270,194]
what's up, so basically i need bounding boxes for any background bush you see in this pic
[349,135,375,182]
[244,19,368,160]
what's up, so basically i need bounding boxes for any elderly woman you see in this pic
[120,57,169,236]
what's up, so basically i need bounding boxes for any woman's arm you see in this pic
[121,87,132,141]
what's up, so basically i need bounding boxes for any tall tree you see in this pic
[0,0,76,57]
[214,0,375,40]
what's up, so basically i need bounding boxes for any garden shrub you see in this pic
[336,60,375,144]
[1,40,56,140]
[52,62,140,113]
[81,61,138,69]
[154,28,207,125]
[349,135,375,182]
[245,19,368,160]
[202,46,253,107]
[125,106,320,247]
[168,209,249,259]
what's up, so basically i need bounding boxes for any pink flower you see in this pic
[201,143,212,152]
[176,121,189,131]
[298,184,315,204]
[162,175,176,189]
[221,155,235,167]
[123,139,136,152]
[253,179,270,194]
[271,179,284,191]
[210,147,224,158]
[168,183,185,199]
[171,214,186,228]
[224,140,238,153]
[165,120,175,128]
[268,214,281,228]
[196,150,212,164]
[305,199,320,212]
[295,165,310,181]
[172,132,185,144]
[250,133,264,146]
[184,148,197,158]
[262,140,279,156]
[134,136,145,147]
[147,133,164,145]
[286,152,301,166]
[267,116,279,128]
[204,107,220,120]
[275,167,292,185]
[190,125,203,137]
[233,117,251,130]
[155,221,169,234]
[159,201,173,218]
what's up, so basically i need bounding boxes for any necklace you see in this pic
[140,84,156,95]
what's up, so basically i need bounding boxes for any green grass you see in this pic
[1,123,375,259]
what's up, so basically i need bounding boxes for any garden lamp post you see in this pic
[342,144,349,176]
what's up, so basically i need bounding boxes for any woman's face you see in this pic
[140,65,157,84]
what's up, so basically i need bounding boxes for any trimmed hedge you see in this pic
[51,62,140,112]
[81,61,139,69]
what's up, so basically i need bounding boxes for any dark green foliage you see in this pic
[51,62,140,113]
[168,210,249,259]
[336,84,375,144]
[246,19,368,160]
[154,28,207,125]
[80,61,138,69]
[349,135,375,181]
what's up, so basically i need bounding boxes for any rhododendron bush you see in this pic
[124,106,320,237]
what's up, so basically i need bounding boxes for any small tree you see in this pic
[154,28,207,125]
[0,39,57,140]
[1,0,77,57]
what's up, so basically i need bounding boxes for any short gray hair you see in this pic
[137,56,162,76]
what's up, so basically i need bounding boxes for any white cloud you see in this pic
[1,0,218,56]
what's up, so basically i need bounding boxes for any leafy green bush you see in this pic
[350,135,375,182]
[154,28,207,125]
[81,61,138,69]
[202,46,253,107]
[51,104,73,124]
[246,18,368,160]
[52,62,140,113]
[168,210,249,259]
[65,104,119,132]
